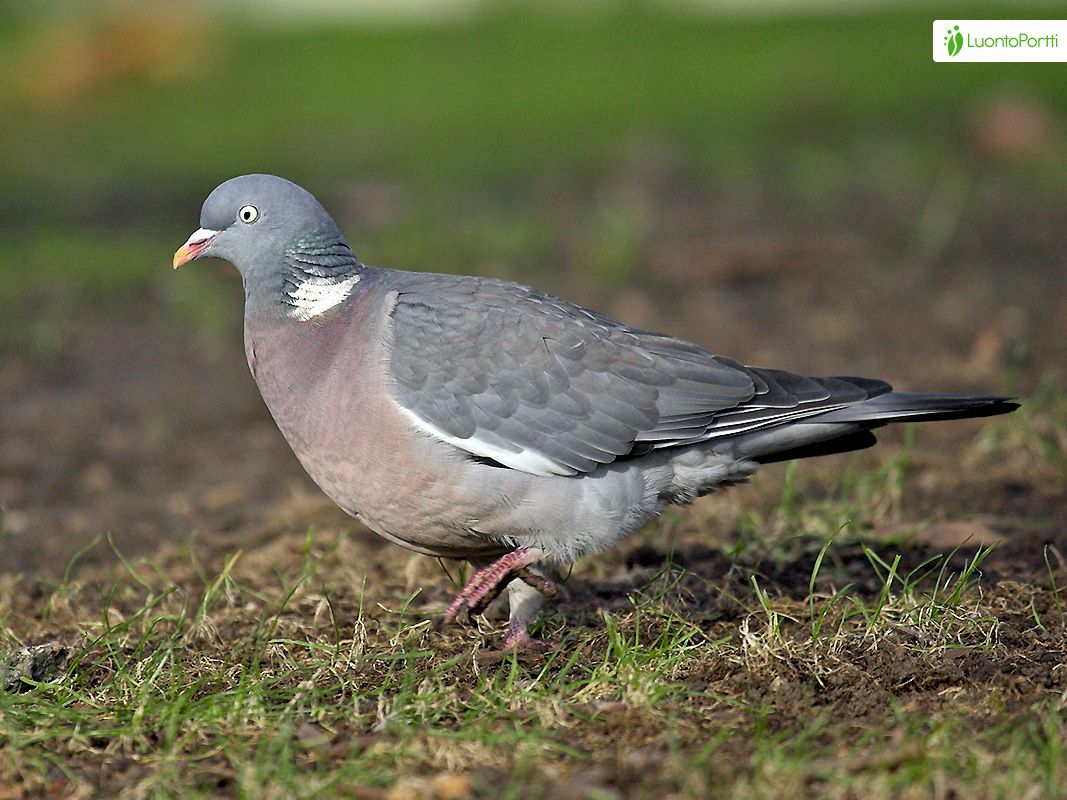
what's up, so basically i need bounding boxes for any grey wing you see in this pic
[384,274,888,477]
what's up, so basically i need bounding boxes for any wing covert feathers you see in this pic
[384,273,963,476]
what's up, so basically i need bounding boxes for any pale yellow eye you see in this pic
[238,205,259,224]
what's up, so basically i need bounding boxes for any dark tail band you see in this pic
[809,392,1018,425]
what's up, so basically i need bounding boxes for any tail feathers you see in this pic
[718,391,1017,464]
[809,392,1018,424]
[754,430,878,464]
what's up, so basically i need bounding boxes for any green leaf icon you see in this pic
[946,26,964,57]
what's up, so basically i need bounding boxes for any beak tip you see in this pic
[172,229,219,270]
[172,244,194,270]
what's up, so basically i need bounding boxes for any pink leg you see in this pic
[444,548,544,623]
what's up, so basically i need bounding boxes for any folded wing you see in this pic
[385,274,890,477]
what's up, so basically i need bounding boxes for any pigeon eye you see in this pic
[238,205,259,224]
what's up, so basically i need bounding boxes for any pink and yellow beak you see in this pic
[173,228,220,268]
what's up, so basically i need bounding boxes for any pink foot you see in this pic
[500,626,557,653]
[475,623,560,664]
[444,549,542,623]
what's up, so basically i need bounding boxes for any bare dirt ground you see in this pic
[2,173,1066,797]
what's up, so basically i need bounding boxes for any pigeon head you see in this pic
[174,174,341,273]
[174,175,363,317]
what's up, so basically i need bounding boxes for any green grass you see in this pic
[2,444,1064,799]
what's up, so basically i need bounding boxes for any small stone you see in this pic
[1,642,69,692]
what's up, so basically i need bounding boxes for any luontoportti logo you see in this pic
[934,20,1066,62]
[945,24,964,57]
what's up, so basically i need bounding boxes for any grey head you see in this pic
[174,174,363,316]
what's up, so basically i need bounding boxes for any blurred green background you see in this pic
[2,0,1065,321]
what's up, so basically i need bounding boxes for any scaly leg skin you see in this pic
[444,548,561,652]
[444,547,544,623]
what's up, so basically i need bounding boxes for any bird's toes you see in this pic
[443,591,474,623]
[514,567,562,598]
[474,634,559,666]
[501,627,551,652]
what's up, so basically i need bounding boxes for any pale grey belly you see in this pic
[281,418,518,560]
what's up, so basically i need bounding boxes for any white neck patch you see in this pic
[285,274,361,321]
